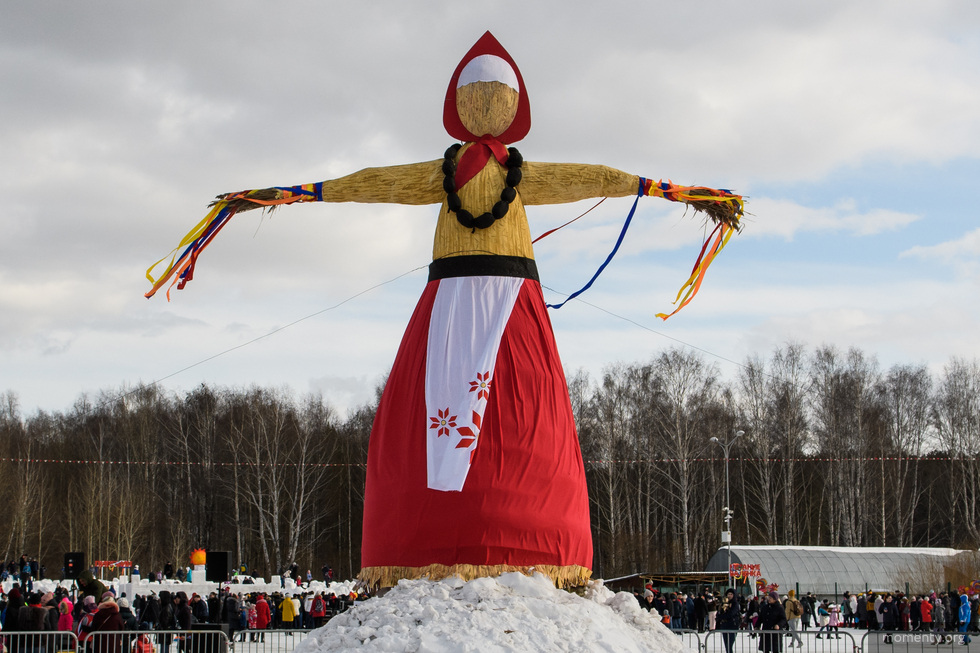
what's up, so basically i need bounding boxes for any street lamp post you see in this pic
[710,429,744,590]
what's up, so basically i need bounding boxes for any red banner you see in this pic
[730,563,761,580]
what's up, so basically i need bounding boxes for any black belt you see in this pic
[428,255,539,282]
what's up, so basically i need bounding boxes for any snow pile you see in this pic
[295,573,687,652]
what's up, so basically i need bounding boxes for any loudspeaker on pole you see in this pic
[64,552,85,579]
[205,551,231,582]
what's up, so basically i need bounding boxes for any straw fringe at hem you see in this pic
[358,564,592,589]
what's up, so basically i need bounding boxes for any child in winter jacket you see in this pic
[58,598,75,631]
[828,604,842,638]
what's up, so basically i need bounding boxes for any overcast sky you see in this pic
[3,1,979,418]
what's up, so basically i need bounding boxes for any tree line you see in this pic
[1,343,978,582]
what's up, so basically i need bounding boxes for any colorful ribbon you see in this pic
[145,184,322,299]
[642,178,744,226]
[545,177,743,320]
[644,178,743,320]
[655,220,736,320]
[546,181,644,310]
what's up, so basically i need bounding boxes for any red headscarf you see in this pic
[443,32,530,190]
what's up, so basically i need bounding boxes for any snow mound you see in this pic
[294,573,687,652]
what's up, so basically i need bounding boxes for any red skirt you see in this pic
[359,261,592,587]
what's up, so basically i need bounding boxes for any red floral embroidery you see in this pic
[428,408,457,437]
[455,411,482,449]
[468,371,492,401]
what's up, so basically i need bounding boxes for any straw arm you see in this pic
[519,162,639,205]
[318,160,444,205]
[520,162,743,228]
[214,160,445,212]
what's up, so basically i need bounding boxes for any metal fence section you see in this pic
[671,628,704,651]
[227,629,310,653]
[860,629,974,653]
[87,629,230,653]
[0,631,80,653]
[703,628,859,653]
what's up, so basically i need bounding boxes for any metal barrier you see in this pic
[860,629,974,653]
[226,630,310,653]
[703,628,859,653]
[671,628,704,651]
[0,631,80,653]
[87,629,230,653]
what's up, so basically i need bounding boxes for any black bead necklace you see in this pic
[443,143,523,231]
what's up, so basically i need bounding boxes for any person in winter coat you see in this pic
[4,586,25,630]
[707,592,719,630]
[310,592,328,628]
[301,593,313,628]
[815,600,831,638]
[828,604,842,638]
[946,594,957,633]
[640,589,655,612]
[279,594,297,629]
[255,595,270,629]
[190,594,208,623]
[54,598,76,653]
[76,570,108,605]
[922,596,934,633]
[142,592,161,629]
[959,593,972,645]
[758,591,788,653]
[223,592,241,639]
[901,596,911,631]
[291,595,301,629]
[745,596,761,638]
[157,591,177,653]
[933,596,948,644]
[856,594,869,629]
[207,593,221,625]
[40,592,60,632]
[90,598,125,653]
[76,595,99,649]
[17,592,49,631]
[717,588,742,653]
[174,592,193,630]
[911,596,922,631]
[803,593,817,630]
[246,602,259,642]
[253,594,270,642]
[880,594,900,643]
[58,599,74,631]
[118,598,138,630]
[841,593,853,628]
[784,590,804,648]
[666,593,681,631]
[694,592,709,633]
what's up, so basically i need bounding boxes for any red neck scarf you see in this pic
[454,135,511,190]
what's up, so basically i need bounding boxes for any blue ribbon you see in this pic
[547,178,645,310]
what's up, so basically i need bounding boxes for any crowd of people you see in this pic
[0,566,366,648]
[0,557,45,593]
[634,585,980,650]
